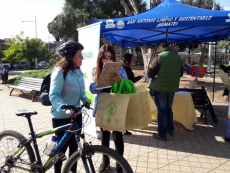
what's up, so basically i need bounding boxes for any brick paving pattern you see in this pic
[0,71,230,172]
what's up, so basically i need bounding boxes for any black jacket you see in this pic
[123,65,141,83]
[221,64,230,96]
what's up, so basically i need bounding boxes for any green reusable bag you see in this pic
[111,79,135,94]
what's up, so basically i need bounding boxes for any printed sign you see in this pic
[105,20,115,29]
[127,16,213,28]
[78,22,101,137]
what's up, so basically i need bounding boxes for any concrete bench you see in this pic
[8,77,43,102]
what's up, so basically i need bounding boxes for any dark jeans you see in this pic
[154,92,175,138]
[100,128,124,160]
[52,114,82,173]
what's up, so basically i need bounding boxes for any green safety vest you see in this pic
[149,47,182,92]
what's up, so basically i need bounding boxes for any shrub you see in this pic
[8,69,53,86]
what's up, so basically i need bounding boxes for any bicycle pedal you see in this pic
[58,153,66,161]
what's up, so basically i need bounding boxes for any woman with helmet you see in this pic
[49,40,91,173]
[89,44,128,173]
[122,53,143,135]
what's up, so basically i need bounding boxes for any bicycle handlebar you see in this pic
[61,103,92,113]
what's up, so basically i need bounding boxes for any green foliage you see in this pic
[48,0,147,41]
[0,50,5,59]
[49,53,62,67]
[8,69,53,86]
[180,0,223,10]
[218,39,230,53]
[3,32,48,68]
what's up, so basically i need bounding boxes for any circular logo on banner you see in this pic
[115,119,119,125]
[116,20,125,29]
[106,102,117,117]
[130,118,135,124]
[100,117,104,123]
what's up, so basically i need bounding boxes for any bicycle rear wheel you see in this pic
[0,130,35,172]
[62,145,133,173]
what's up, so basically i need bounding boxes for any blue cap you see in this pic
[51,136,58,142]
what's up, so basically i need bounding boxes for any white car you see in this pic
[38,61,49,67]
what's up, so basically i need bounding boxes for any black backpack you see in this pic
[40,71,67,106]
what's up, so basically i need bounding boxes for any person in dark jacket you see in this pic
[122,53,143,83]
[122,53,143,135]
[220,62,230,96]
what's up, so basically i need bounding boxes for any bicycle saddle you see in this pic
[15,109,37,116]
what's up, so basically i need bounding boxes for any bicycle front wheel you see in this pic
[0,130,35,172]
[62,145,133,173]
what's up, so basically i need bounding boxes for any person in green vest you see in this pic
[147,41,183,141]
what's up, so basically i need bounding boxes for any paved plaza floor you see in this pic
[0,75,230,173]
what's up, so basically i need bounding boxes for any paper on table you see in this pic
[96,62,122,89]
[175,91,193,95]
[144,74,151,79]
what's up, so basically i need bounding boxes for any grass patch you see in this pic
[193,63,207,65]
[8,68,53,86]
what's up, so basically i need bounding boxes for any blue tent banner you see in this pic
[90,0,230,47]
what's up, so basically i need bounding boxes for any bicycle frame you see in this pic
[9,116,90,172]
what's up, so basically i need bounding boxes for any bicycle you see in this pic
[0,103,133,173]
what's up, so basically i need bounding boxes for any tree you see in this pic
[4,32,48,68]
[218,39,230,54]
[150,0,162,8]
[48,0,147,41]
[180,0,223,10]
[0,50,5,60]
[218,39,230,63]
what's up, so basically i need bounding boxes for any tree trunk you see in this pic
[120,0,132,16]
[199,44,206,66]
[28,58,32,69]
[120,0,159,74]
[129,0,139,14]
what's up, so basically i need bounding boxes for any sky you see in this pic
[0,0,230,43]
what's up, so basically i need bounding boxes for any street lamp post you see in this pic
[22,16,37,68]
[22,16,37,39]
[207,1,215,71]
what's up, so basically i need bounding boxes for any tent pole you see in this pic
[213,40,217,102]
[191,42,194,65]
[122,40,125,54]
[166,28,169,43]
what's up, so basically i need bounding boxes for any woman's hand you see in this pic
[70,112,78,118]
[111,73,121,85]
[66,109,78,118]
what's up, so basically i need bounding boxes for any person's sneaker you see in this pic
[124,130,132,135]
[98,158,110,173]
[168,132,173,136]
[153,133,167,141]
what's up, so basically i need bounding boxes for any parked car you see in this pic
[13,61,28,69]
[0,61,11,69]
[38,61,49,67]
